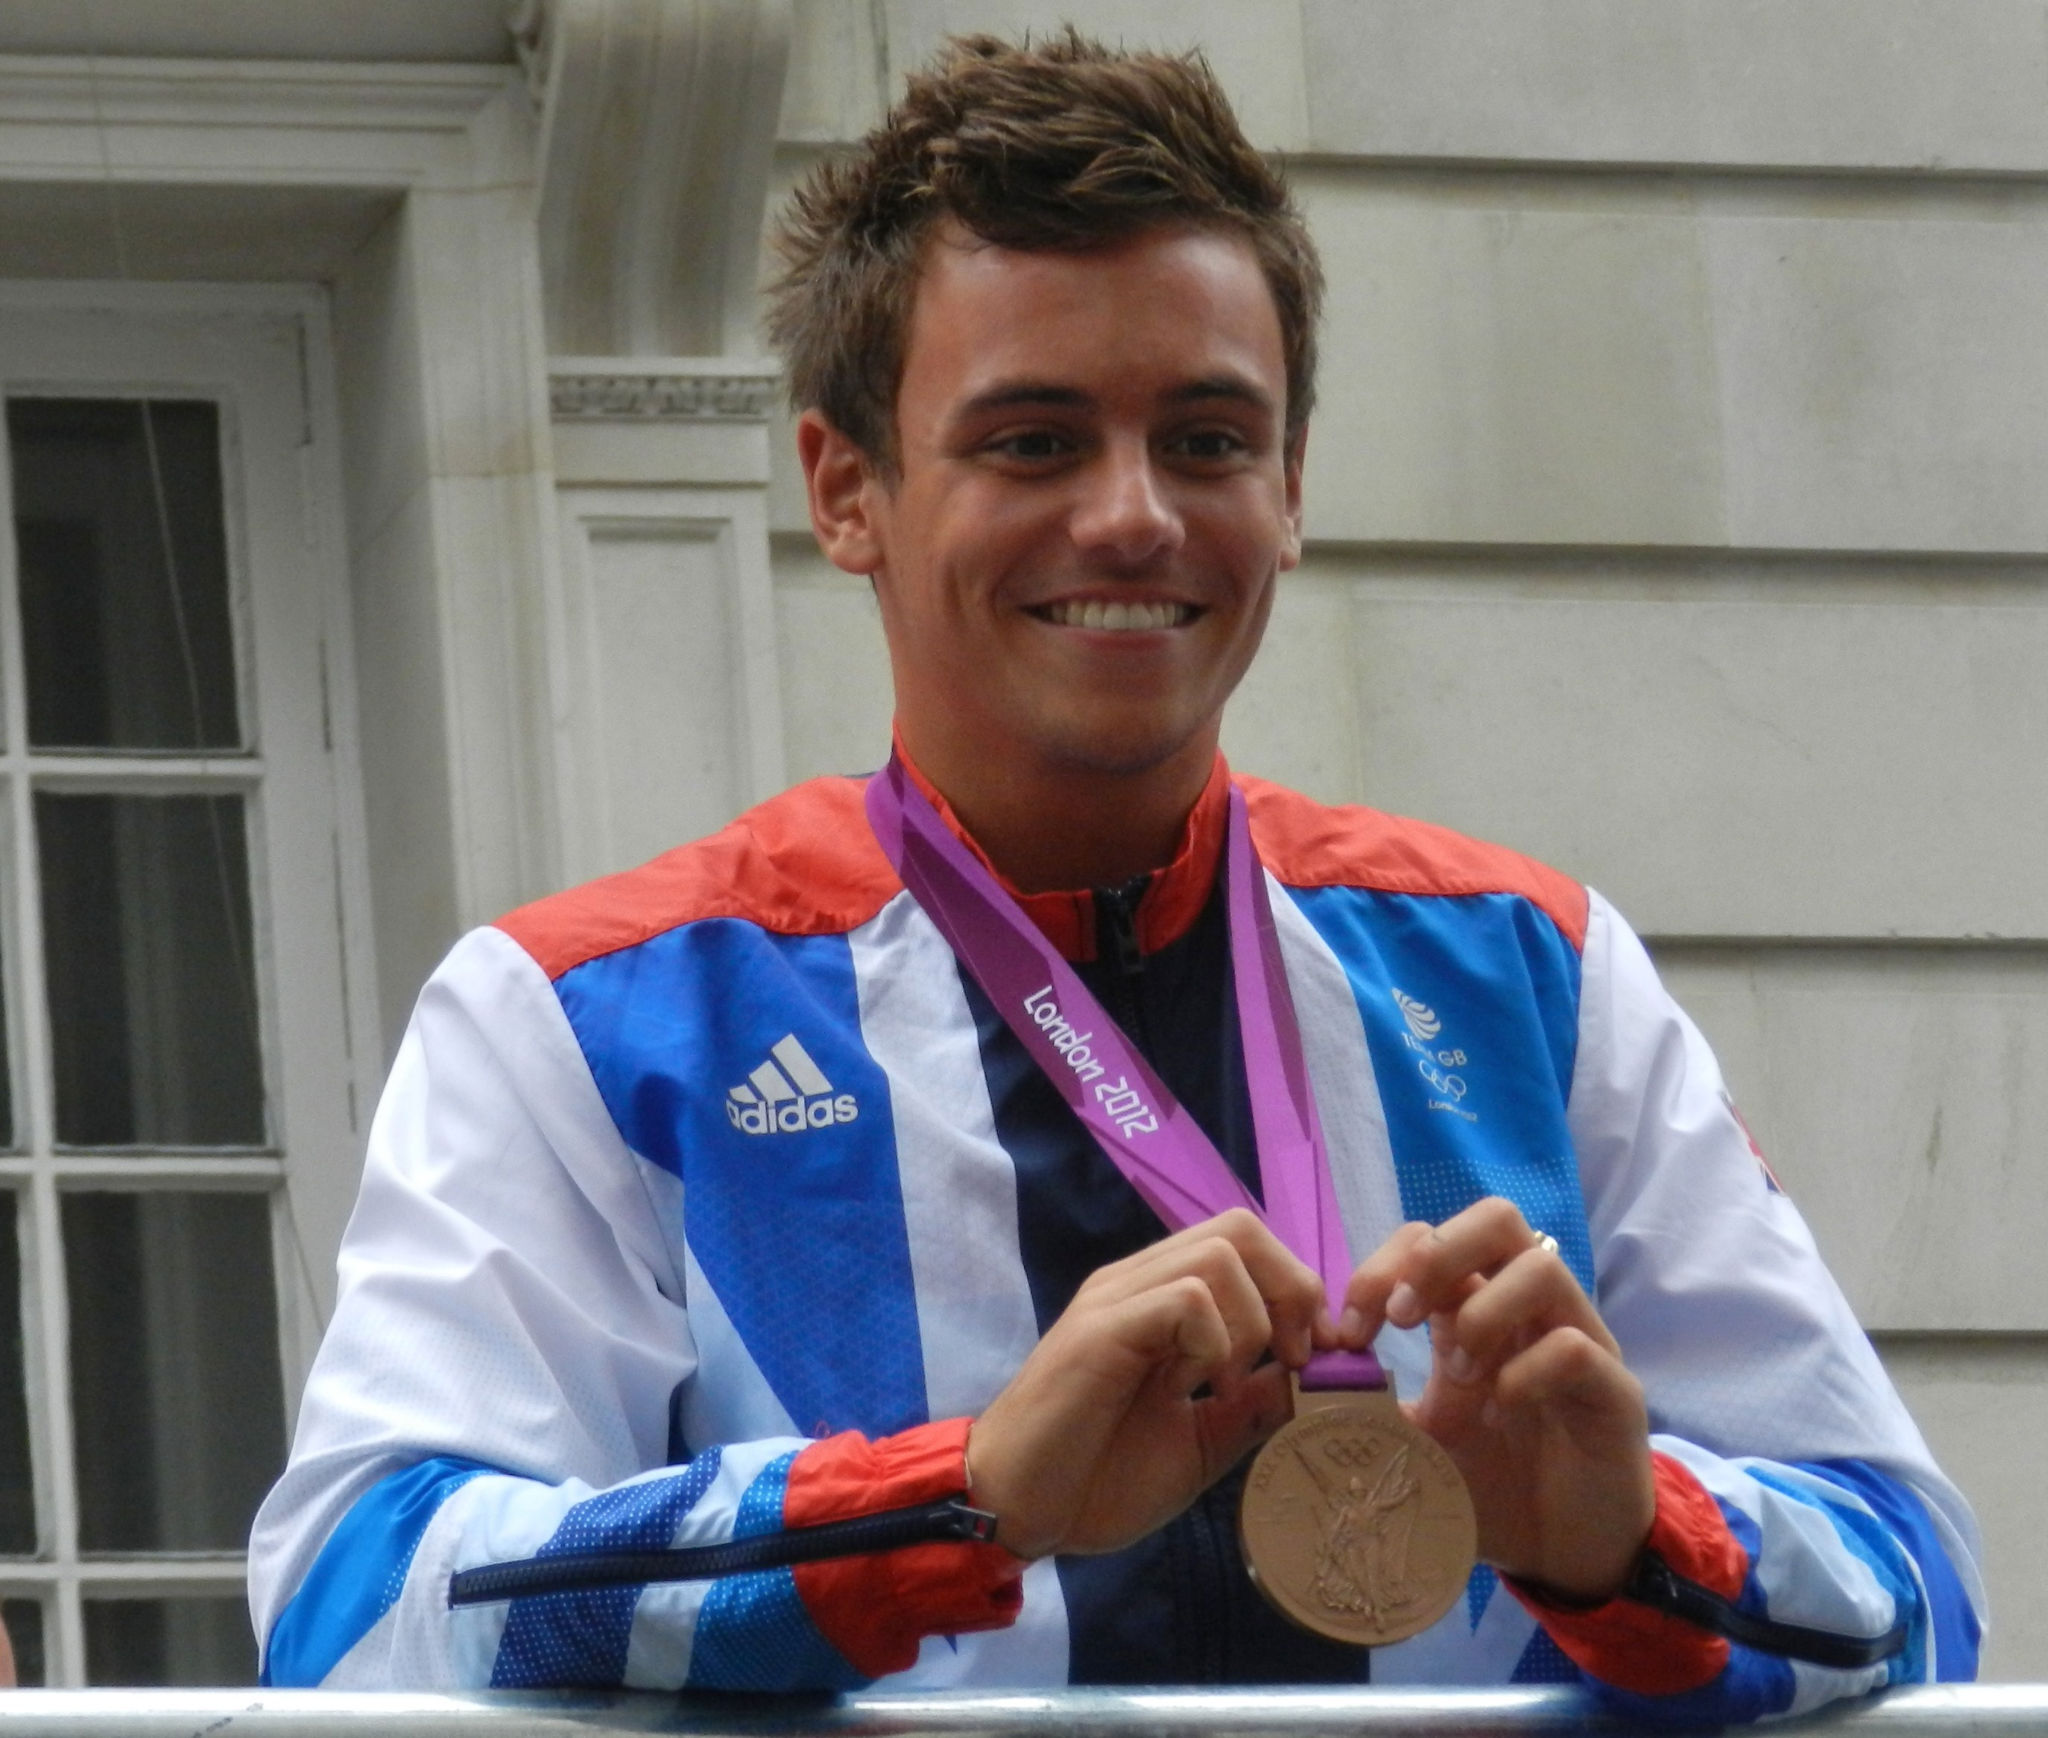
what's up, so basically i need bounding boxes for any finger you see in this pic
[1096,1271,1237,1386]
[1440,1246,1616,1383]
[1174,1253,1276,1383]
[1386,1197,1545,1326]
[1097,1234,1272,1373]
[1488,1325,1646,1438]
[1102,1210,1323,1366]
[1336,1221,1436,1347]
[1191,1210,1327,1357]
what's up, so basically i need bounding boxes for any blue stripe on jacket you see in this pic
[1286,887,1592,1288]
[489,1452,725,1688]
[1807,1459,1979,1680]
[554,919,928,1441]
[686,1450,867,1690]
[263,1457,493,1687]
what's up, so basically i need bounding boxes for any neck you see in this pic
[897,725,1218,893]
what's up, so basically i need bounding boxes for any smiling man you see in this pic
[808,221,1296,892]
[250,31,1982,1713]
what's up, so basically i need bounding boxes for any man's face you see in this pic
[815,224,1303,787]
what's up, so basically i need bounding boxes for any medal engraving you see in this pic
[1240,1381,1476,1647]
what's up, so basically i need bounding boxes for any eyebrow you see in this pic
[955,375,1277,418]
[1165,376,1277,414]
[956,383,1092,417]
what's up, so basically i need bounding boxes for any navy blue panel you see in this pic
[1808,1459,1979,1681]
[262,1456,493,1686]
[490,1452,723,1688]
[554,920,926,1440]
[687,1451,865,1690]
[964,958,1162,1339]
[1509,1626,1582,1683]
[962,877,1366,1684]
[969,878,1258,1340]
[1287,888,1593,1290]
[1465,1564,1498,1630]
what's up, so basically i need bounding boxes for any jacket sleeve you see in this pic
[1537,890,1985,1721]
[247,927,1021,1691]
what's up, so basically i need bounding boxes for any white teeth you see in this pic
[1042,600,1191,631]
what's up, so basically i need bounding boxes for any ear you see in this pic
[1278,422,1307,573]
[798,409,887,576]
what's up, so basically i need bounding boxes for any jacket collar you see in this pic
[891,730,1229,964]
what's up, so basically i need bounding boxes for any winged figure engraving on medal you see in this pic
[1241,1387,1477,1645]
[1285,1431,1425,1623]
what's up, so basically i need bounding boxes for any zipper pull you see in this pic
[1099,876,1148,979]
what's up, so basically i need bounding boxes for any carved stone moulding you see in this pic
[514,0,794,359]
[547,357,781,421]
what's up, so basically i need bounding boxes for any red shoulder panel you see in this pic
[1239,776,1588,953]
[495,776,902,981]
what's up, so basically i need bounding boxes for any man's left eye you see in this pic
[1172,430,1248,461]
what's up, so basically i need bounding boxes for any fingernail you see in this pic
[1446,1345,1479,1385]
[1386,1282,1421,1326]
[1337,1306,1365,1344]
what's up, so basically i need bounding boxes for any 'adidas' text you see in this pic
[726,1034,859,1136]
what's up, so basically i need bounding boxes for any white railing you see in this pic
[0,1685,2040,1737]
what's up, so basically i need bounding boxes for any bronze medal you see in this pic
[1240,1376,1477,1647]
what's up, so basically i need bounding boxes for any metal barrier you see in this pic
[0,1685,2040,1738]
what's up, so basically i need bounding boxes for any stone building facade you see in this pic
[0,0,2038,1686]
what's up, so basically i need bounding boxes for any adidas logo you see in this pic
[726,1035,859,1136]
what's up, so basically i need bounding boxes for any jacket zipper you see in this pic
[1622,1548,1910,1669]
[446,1497,996,1607]
[1095,878,1149,1047]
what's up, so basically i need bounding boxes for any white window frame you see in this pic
[0,281,379,1686]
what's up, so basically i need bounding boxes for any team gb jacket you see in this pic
[248,761,1984,1718]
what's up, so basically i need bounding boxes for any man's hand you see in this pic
[967,1208,1326,1560]
[1338,1198,1655,1603]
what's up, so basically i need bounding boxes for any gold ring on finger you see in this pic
[1532,1231,1560,1258]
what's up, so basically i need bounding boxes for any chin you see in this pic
[1036,716,1204,780]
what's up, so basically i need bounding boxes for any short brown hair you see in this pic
[766,28,1323,468]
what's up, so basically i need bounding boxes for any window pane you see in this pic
[37,792,264,1148]
[85,1598,255,1687]
[0,1193,31,1554]
[64,1192,284,1553]
[7,398,240,751]
[2,1598,44,1688]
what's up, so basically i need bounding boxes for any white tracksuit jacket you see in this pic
[249,765,1984,1717]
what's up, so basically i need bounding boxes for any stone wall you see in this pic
[766,0,2048,1678]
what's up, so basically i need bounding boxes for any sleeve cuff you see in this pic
[785,1418,1026,1680]
[1506,1450,1749,1696]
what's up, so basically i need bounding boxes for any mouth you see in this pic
[1028,599,1198,632]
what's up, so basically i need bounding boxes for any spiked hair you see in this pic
[766,28,1323,469]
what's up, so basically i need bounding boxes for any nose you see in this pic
[1069,436,1185,568]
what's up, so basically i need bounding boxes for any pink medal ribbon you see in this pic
[865,757,1381,1391]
